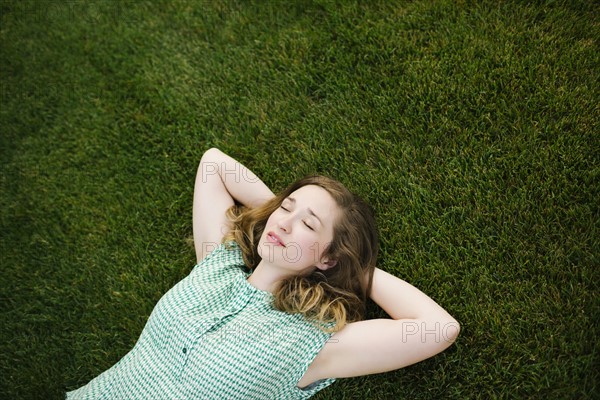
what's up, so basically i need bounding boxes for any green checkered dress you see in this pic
[67,242,336,399]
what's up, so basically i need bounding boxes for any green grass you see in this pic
[1,0,598,398]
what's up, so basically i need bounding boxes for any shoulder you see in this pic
[198,240,242,263]
[191,241,245,277]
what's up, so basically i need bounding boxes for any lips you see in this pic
[266,231,286,247]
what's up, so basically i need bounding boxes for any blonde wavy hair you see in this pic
[223,175,379,332]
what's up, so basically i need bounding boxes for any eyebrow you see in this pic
[285,197,323,225]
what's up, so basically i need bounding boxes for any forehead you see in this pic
[287,185,339,222]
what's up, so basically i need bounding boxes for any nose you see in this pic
[277,213,292,233]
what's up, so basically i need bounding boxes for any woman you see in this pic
[67,148,460,399]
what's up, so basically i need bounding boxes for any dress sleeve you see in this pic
[287,329,337,399]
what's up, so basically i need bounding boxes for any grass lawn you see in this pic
[1,0,597,399]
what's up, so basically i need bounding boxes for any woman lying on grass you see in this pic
[67,148,460,399]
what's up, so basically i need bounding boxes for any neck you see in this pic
[246,260,290,293]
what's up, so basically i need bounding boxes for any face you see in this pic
[258,185,339,275]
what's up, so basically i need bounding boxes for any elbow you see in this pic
[202,147,220,161]
[200,148,225,170]
[443,317,460,345]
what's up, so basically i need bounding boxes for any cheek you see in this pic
[263,213,280,234]
[265,212,276,226]
[296,236,328,263]
[309,233,334,262]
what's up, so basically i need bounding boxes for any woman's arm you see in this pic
[192,148,274,263]
[369,267,458,322]
[300,267,459,385]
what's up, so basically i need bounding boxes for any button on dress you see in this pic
[66,242,336,399]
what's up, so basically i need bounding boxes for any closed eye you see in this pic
[303,221,315,231]
[280,206,290,212]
